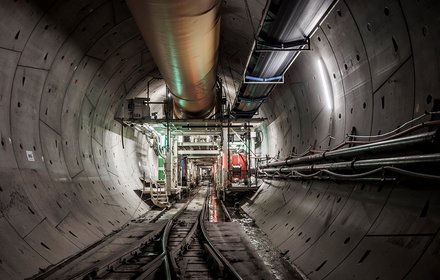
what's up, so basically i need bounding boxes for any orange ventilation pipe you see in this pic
[127,0,221,118]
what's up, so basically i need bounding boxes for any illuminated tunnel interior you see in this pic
[0,0,439,279]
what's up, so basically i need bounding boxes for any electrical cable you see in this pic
[331,120,440,151]
[346,111,440,139]
[259,166,440,181]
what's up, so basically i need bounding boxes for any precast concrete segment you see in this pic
[0,0,439,280]
[205,222,274,279]
[0,1,156,278]
[243,179,440,279]
[42,222,166,279]
[248,1,440,279]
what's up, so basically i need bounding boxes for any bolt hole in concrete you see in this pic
[40,242,51,250]
[223,193,305,280]
[358,249,371,263]
[422,25,428,36]
[392,36,399,52]
[367,22,372,32]
[315,260,327,271]
[427,94,432,104]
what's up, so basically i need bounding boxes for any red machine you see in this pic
[231,153,247,181]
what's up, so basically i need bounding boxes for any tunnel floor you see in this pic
[30,185,305,279]
[211,190,304,280]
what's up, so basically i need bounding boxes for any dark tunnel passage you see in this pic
[0,0,439,279]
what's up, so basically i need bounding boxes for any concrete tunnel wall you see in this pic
[0,1,160,278]
[243,0,440,279]
[0,0,439,279]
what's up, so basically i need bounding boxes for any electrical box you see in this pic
[118,99,151,120]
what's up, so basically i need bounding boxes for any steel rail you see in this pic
[198,187,243,280]
[166,193,206,279]
[75,196,196,279]
[135,195,198,280]
[30,207,171,280]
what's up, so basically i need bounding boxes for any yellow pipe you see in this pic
[127,0,221,118]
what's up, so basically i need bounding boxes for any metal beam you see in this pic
[116,117,266,125]
[178,142,219,147]
[178,150,220,155]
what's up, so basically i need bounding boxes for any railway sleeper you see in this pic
[203,242,224,278]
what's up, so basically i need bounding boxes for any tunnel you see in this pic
[0,0,439,279]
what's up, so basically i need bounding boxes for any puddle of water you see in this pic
[229,206,305,280]
[208,186,226,223]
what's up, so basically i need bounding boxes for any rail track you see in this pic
[36,184,245,280]
[84,185,243,280]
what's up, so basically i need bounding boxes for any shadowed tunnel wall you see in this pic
[0,0,439,279]
[244,0,440,279]
[0,1,158,278]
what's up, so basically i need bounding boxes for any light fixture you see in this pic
[317,59,333,110]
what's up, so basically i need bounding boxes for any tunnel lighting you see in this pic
[245,75,283,82]
[317,59,333,110]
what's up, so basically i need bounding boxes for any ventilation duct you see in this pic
[127,0,221,118]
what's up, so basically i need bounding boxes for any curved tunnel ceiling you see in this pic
[0,0,439,279]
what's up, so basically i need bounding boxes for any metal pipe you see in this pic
[260,131,438,168]
[331,120,440,150]
[261,153,440,173]
[127,0,221,118]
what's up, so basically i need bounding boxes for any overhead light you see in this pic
[317,59,333,110]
